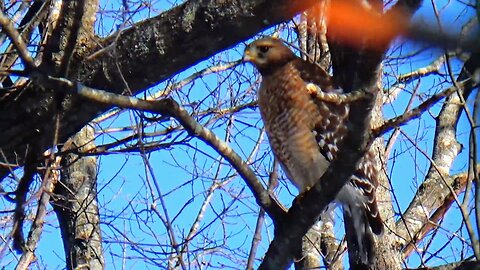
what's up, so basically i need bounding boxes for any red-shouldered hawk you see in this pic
[243,37,383,265]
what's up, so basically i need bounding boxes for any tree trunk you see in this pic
[52,126,104,270]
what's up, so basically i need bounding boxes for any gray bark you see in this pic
[52,126,104,270]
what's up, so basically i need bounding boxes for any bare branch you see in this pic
[16,155,59,269]
[396,55,445,84]
[247,160,279,270]
[473,89,480,254]
[402,170,471,258]
[0,0,322,178]
[395,51,480,252]
[0,9,35,70]
[12,144,41,253]
[373,79,474,138]
[35,71,370,269]
[39,74,286,223]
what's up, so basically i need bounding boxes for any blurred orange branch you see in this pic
[306,0,409,50]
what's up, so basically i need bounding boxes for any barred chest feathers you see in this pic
[257,63,330,192]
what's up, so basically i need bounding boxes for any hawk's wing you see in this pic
[292,57,384,265]
[245,37,383,266]
[291,58,335,92]
[293,57,384,236]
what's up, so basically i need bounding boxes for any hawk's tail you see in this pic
[337,183,383,267]
[342,200,376,266]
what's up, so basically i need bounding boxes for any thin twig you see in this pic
[384,81,421,159]
[91,61,241,124]
[0,9,35,70]
[373,78,473,138]
[400,130,479,259]
[16,155,59,269]
[247,159,278,270]
[39,74,286,223]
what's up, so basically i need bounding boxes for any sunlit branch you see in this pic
[401,171,470,258]
[396,55,445,84]
[395,58,477,262]
[373,78,473,138]
[39,74,286,223]
[92,61,243,124]
[382,54,446,104]
[444,52,480,259]
[397,130,478,257]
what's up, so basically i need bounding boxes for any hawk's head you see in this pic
[243,37,296,75]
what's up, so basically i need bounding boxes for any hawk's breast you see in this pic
[257,63,329,191]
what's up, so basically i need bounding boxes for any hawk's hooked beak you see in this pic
[243,49,255,63]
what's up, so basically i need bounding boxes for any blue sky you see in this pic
[0,0,478,269]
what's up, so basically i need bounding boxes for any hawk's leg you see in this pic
[306,83,370,104]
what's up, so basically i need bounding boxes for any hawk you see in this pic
[243,37,383,265]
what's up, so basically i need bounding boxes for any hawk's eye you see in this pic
[258,46,270,53]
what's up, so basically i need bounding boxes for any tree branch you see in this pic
[0,9,36,70]
[259,91,376,269]
[36,75,286,224]
[373,78,474,138]
[395,51,480,252]
[401,170,472,258]
[16,155,59,269]
[0,0,320,179]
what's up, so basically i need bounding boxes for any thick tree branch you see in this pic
[0,0,319,180]
[52,126,104,270]
[37,75,286,224]
[41,0,98,75]
[401,170,472,258]
[395,51,480,251]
